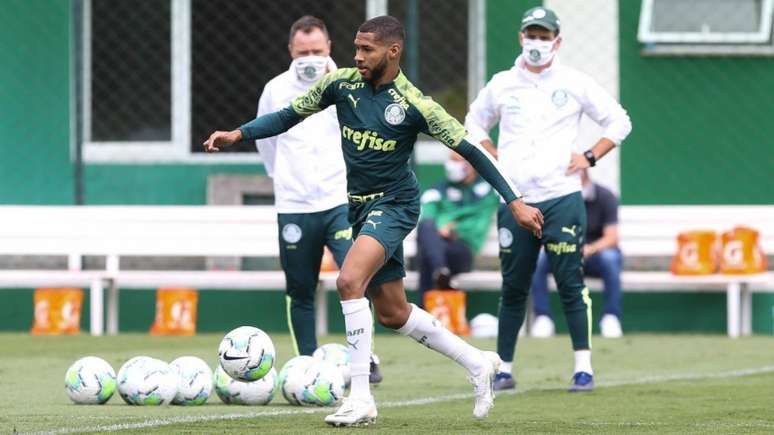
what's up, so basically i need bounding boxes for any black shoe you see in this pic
[369,354,383,384]
[493,372,516,391]
[568,371,594,392]
[433,267,452,289]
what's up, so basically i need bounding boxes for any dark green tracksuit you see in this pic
[497,191,591,362]
[278,204,352,356]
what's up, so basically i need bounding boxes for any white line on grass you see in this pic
[31,365,774,434]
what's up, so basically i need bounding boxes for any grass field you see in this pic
[2,332,774,434]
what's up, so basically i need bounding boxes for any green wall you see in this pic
[3,1,771,205]
[485,0,542,77]
[0,0,73,204]
[618,1,774,205]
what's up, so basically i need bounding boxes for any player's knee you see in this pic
[336,272,365,300]
[500,282,529,306]
[375,303,411,329]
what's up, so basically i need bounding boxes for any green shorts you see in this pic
[349,193,420,287]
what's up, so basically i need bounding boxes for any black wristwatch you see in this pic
[583,149,597,167]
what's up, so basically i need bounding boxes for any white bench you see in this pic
[0,205,771,337]
[431,205,774,338]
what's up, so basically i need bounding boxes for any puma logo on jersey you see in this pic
[365,219,381,229]
[348,94,360,108]
[561,225,577,237]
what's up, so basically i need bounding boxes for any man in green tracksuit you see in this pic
[204,16,543,427]
[417,152,499,304]
[465,7,632,393]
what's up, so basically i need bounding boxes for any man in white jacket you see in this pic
[465,6,631,392]
[255,16,381,381]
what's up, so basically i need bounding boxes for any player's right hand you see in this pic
[203,130,242,153]
[508,199,544,238]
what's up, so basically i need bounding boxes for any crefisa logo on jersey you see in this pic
[282,223,302,244]
[384,103,406,125]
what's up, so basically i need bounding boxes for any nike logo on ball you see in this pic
[222,352,248,361]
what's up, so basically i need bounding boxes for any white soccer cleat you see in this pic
[324,395,378,427]
[469,351,501,419]
[600,314,623,338]
[530,315,555,338]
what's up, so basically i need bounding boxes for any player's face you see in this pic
[288,28,331,59]
[354,32,398,82]
[519,26,561,47]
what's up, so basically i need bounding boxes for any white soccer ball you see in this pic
[276,355,314,406]
[218,326,276,382]
[117,356,178,405]
[297,360,346,406]
[64,356,116,404]
[213,365,275,405]
[278,356,345,407]
[169,356,213,406]
[312,343,351,386]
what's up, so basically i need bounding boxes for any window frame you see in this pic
[79,0,483,165]
[638,0,774,45]
[81,0,263,163]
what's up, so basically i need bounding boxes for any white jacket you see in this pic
[255,62,347,213]
[465,56,632,203]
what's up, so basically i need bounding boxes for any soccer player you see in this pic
[204,16,543,426]
[254,15,381,382]
[464,7,632,392]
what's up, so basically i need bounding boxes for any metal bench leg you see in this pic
[107,280,119,335]
[727,282,741,338]
[90,279,104,336]
[316,282,328,336]
[741,283,752,336]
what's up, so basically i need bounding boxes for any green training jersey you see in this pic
[290,68,465,199]
[239,69,519,204]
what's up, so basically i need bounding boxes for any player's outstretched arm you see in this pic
[203,107,303,153]
[455,139,544,237]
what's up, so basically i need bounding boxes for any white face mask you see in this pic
[292,55,329,83]
[445,160,468,183]
[522,38,556,66]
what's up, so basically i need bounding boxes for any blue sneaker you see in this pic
[568,371,594,392]
[492,372,516,391]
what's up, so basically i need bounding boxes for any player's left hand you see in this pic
[509,199,544,238]
[566,152,590,175]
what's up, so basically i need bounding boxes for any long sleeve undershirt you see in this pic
[238,106,302,141]
[453,139,520,204]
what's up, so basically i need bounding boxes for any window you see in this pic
[190,0,365,154]
[82,0,191,162]
[638,0,774,55]
[79,0,483,164]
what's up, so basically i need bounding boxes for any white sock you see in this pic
[574,350,593,375]
[341,298,373,399]
[397,304,486,376]
[500,361,513,375]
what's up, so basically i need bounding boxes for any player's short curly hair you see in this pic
[288,15,329,44]
[358,15,405,43]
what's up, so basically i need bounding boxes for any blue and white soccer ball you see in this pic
[64,356,116,404]
[117,356,178,405]
[278,356,345,407]
[312,343,351,386]
[277,355,314,406]
[218,326,276,382]
[296,360,345,407]
[169,356,213,406]
[213,365,276,405]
